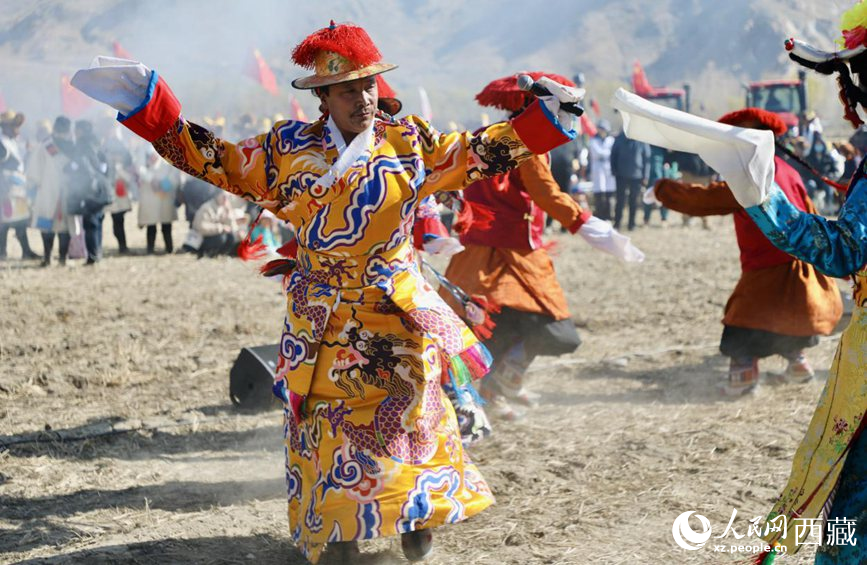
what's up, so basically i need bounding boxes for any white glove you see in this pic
[70,56,153,115]
[643,185,660,206]
[578,216,645,263]
[422,236,465,258]
[536,76,585,132]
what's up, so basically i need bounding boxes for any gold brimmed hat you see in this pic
[291,21,397,90]
[0,110,25,128]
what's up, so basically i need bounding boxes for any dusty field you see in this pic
[0,213,844,564]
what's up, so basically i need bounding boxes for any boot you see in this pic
[401,529,433,562]
[721,357,759,396]
[783,355,814,384]
[768,352,814,385]
[323,541,359,564]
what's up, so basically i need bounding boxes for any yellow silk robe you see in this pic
[149,108,562,562]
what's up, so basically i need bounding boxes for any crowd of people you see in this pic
[0,110,292,265]
[3,96,862,271]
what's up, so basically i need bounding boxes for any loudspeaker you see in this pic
[229,343,281,411]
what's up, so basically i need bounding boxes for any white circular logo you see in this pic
[672,511,712,550]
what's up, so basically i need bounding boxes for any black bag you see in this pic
[66,157,112,216]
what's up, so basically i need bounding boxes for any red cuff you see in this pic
[568,208,592,233]
[119,76,181,142]
[413,217,450,250]
[511,99,576,154]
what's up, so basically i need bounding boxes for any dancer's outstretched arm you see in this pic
[745,179,867,277]
[654,180,739,217]
[417,78,582,197]
[518,154,590,232]
[71,58,284,211]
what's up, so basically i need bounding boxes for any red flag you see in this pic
[590,98,601,117]
[248,49,279,96]
[113,40,132,59]
[289,97,308,122]
[61,74,92,118]
[579,114,597,137]
[632,60,655,96]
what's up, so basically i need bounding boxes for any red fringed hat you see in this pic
[718,108,788,137]
[291,21,397,89]
[476,72,575,112]
[376,75,402,115]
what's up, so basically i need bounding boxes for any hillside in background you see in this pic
[0,0,854,133]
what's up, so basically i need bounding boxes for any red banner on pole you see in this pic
[248,49,279,96]
[289,97,308,122]
[113,40,132,59]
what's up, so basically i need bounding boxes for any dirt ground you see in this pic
[0,212,845,564]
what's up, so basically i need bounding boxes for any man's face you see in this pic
[320,76,378,138]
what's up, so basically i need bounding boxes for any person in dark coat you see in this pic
[610,130,650,230]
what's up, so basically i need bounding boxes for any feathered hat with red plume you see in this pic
[476,71,575,112]
[291,21,397,89]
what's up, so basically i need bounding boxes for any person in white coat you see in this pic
[0,111,38,260]
[588,119,616,220]
[28,116,76,266]
[101,121,136,254]
[137,146,178,254]
[192,191,244,258]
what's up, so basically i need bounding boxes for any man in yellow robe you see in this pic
[71,21,582,564]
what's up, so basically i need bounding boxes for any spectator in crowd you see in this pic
[643,146,672,227]
[0,110,38,260]
[588,120,615,220]
[179,176,219,227]
[192,192,244,258]
[28,116,76,266]
[33,119,52,145]
[803,110,823,152]
[137,147,178,254]
[610,128,650,231]
[548,140,578,230]
[250,209,280,253]
[806,132,843,213]
[101,121,136,255]
[550,141,577,194]
[836,141,860,186]
[72,119,111,265]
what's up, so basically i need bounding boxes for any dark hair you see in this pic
[74,119,94,136]
[53,116,71,134]
[313,86,329,97]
